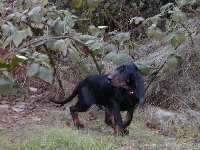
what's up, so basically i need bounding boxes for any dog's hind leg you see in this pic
[70,86,94,128]
[70,104,90,128]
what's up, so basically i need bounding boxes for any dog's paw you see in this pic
[75,123,84,128]
[114,126,128,136]
[114,129,129,136]
[124,129,129,135]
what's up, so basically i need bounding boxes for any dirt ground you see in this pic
[0,99,200,150]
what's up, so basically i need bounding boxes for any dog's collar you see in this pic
[128,89,137,95]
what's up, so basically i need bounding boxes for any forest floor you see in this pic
[0,99,199,150]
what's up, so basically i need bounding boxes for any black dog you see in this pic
[50,62,144,135]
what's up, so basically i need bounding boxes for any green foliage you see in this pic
[147,27,163,40]
[0,0,198,95]
[19,126,107,150]
[130,17,145,25]
[80,59,104,75]
[0,71,15,95]
[165,31,186,48]
[135,60,153,76]
[166,52,184,71]
[38,66,53,83]
[111,32,131,42]
[104,52,133,66]
[171,11,187,23]
[27,63,39,77]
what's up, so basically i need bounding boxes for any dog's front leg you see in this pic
[123,108,134,135]
[105,107,115,129]
[111,101,124,136]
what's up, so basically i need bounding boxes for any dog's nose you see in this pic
[107,75,113,81]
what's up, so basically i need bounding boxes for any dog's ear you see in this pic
[135,65,139,71]
[126,74,134,85]
[132,63,139,71]
[134,71,145,104]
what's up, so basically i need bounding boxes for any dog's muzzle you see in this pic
[107,75,113,82]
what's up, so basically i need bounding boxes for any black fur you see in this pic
[50,62,144,135]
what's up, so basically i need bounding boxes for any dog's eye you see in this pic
[126,79,129,83]
[121,67,125,73]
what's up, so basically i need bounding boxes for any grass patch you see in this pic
[1,107,199,150]
[18,126,110,150]
[0,125,112,150]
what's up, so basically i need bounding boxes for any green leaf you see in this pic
[175,0,187,7]
[171,35,180,48]
[3,35,14,48]
[38,66,53,83]
[26,27,33,37]
[179,12,187,22]
[166,55,178,71]
[28,7,42,23]
[2,71,15,82]
[160,3,173,13]
[13,30,28,47]
[172,13,180,23]
[135,60,152,76]
[72,0,83,8]
[112,32,131,42]
[103,44,118,52]
[69,48,79,63]
[176,55,184,65]
[147,28,155,37]
[54,21,65,35]
[0,59,6,67]
[104,52,118,62]
[153,28,163,40]
[0,59,10,71]
[79,59,92,75]
[0,77,14,95]
[80,57,97,75]
[104,52,133,65]
[112,53,133,66]
[89,26,106,37]
[54,40,65,50]
[64,14,75,28]
[11,55,27,69]
[79,35,96,42]
[38,54,50,63]
[0,20,6,26]
[130,17,144,24]
[89,41,104,50]
[164,32,176,41]
[79,58,102,75]
[177,33,185,44]
[27,63,40,77]
[148,14,162,22]
[171,12,187,23]
[39,0,48,6]
[87,0,99,9]
[170,33,185,48]
[85,40,95,45]
[1,24,11,37]
[147,28,163,40]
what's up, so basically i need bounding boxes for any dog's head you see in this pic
[108,62,145,104]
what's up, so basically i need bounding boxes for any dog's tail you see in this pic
[49,82,80,104]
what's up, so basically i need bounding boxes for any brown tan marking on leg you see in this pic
[74,112,84,128]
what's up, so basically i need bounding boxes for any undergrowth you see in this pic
[1,125,112,150]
